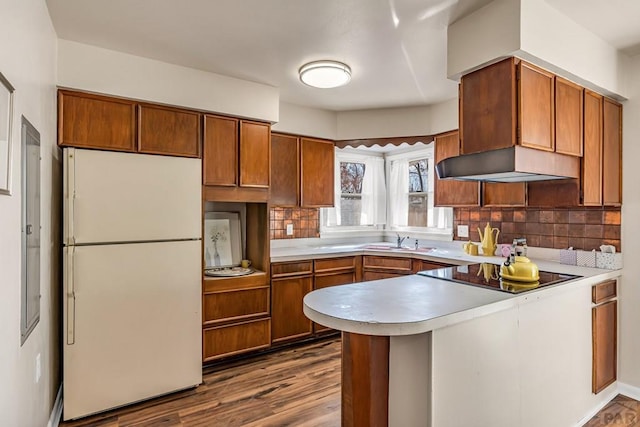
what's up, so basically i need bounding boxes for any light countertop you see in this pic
[293,241,622,336]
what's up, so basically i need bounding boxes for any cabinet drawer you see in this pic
[592,280,617,304]
[271,261,313,277]
[315,257,356,273]
[363,256,412,272]
[203,318,271,362]
[418,261,451,272]
[203,286,269,325]
[363,271,408,282]
[315,271,355,289]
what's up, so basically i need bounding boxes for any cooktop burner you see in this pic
[418,263,581,294]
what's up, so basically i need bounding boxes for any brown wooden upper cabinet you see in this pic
[555,77,584,157]
[58,89,200,158]
[434,131,480,207]
[58,90,136,152]
[460,58,555,154]
[270,133,299,206]
[582,90,604,206]
[138,104,200,157]
[203,115,270,189]
[603,98,622,206]
[271,133,334,207]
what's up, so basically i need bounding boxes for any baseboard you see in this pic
[618,382,640,401]
[47,384,63,427]
[574,386,619,427]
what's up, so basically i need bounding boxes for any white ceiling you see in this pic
[46,0,640,112]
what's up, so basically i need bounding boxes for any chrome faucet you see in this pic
[396,233,409,248]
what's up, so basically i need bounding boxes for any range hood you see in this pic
[436,146,580,183]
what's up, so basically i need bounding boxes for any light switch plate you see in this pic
[457,225,469,238]
[286,223,294,235]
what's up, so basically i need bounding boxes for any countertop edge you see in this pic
[303,269,622,336]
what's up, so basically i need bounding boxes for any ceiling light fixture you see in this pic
[299,60,352,89]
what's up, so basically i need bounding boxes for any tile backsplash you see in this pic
[269,205,622,251]
[270,207,320,239]
[454,207,621,252]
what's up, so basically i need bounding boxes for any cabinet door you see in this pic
[555,77,583,156]
[483,182,526,206]
[203,115,238,186]
[271,275,313,343]
[314,272,355,333]
[58,90,136,152]
[239,121,270,188]
[583,90,604,206]
[519,62,555,151]
[138,105,201,157]
[270,133,299,206]
[603,99,622,206]
[460,57,516,154]
[300,138,335,207]
[434,131,480,207]
[592,300,617,393]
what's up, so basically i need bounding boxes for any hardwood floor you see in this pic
[60,336,640,427]
[584,394,640,426]
[60,338,341,427]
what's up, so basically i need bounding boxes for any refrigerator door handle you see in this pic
[67,245,76,345]
[65,148,76,245]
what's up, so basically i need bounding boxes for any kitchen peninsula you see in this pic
[298,245,621,427]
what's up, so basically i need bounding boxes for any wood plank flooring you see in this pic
[60,336,640,427]
[60,338,341,427]
[583,394,640,426]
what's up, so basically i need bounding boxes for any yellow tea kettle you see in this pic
[478,222,500,256]
[500,256,540,282]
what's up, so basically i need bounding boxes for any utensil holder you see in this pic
[559,249,577,265]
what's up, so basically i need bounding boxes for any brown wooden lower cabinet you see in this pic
[313,256,358,333]
[202,273,271,362]
[362,255,412,282]
[592,280,617,394]
[203,318,271,362]
[271,275,313,343]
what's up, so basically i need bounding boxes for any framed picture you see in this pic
[204,211,242,268]
[0,72,14,195]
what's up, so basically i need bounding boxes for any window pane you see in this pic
[340,162,365,194]
[340,195,362,226]
[408,159,428,193]
[408,194,427,227]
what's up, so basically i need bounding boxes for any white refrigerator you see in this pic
[62,148,202,420]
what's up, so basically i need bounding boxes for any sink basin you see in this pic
[391,246,435,252]
[363,245,394,250]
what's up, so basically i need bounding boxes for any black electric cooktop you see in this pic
[418,263,581,294]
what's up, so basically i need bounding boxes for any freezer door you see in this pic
[64,148,201,245]
[63,240,202,420]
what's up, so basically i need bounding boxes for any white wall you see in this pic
[57,40,280,123]
[271,102,337,140]
[448,0,630,100]
[620,53,640,388]
[519,0,630,100]
[0,0,59,426]
[274,98,458,141]
[447,0,521,79]
[335,99,458,140]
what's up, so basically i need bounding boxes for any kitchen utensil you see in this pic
[500,256,539,282]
